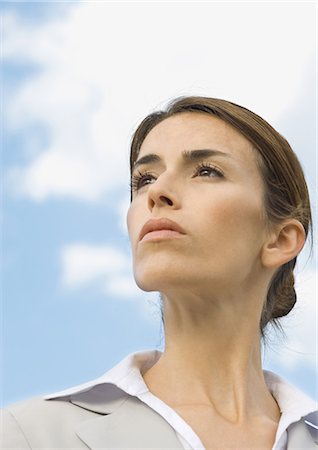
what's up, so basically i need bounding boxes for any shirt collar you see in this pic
[43,349,161,399]
[262,369,318,436]
[43,349,318,427]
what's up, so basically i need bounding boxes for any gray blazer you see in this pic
[1,384,318,449]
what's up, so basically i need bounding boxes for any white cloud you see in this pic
[3,3,315,203]
[60,243,130,288]
[103,275,141,299]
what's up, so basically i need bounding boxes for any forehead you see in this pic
[138,112,257,167]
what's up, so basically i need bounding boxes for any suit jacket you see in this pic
[1,384,318,449]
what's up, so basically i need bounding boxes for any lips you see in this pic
[139,218,186,242]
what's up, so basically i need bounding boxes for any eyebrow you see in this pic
[132,149,234,173]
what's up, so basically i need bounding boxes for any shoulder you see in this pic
[2,393,90,424]
[1,395,85,449]
[1,384,129,449]
[4,393,71,415]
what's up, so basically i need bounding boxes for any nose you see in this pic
[147,172,180,211]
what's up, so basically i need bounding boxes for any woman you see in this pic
[2,96,317,449]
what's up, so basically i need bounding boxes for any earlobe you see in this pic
[261,219,306,269]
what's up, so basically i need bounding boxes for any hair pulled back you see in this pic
[129,96,313,337]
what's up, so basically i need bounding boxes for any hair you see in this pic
[129,96,313,338]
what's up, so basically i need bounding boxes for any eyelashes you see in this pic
[130,170,153,192]
[195,162,224,178]
[130,162,224,192]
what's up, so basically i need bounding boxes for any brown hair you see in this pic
[129,96,313,337]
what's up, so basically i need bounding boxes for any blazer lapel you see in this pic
[287,420,318,449]
[71,384,184,449]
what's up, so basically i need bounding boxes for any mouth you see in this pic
[139,217,186,242]
[140,229,185,243]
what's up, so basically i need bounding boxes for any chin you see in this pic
[133,265,188,292]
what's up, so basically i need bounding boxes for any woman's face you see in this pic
[126,112,270,297]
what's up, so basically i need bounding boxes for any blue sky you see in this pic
[1,1,317,407]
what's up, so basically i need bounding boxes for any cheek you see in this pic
[198,193,265,252]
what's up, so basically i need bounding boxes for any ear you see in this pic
[261,219,306,269]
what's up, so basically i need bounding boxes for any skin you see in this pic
[126,112,305,446]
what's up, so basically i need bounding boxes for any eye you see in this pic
[193,162,224,178]
[130,170,156,192]
[130,163,224,192]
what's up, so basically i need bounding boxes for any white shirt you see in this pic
[43,349,318,450]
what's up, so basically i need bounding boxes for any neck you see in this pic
[142,290,280,424]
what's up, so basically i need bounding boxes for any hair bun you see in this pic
[269,266,297,320]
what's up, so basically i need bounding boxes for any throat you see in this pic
[142,365,281,426]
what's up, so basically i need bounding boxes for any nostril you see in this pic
[160,196,173,206]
